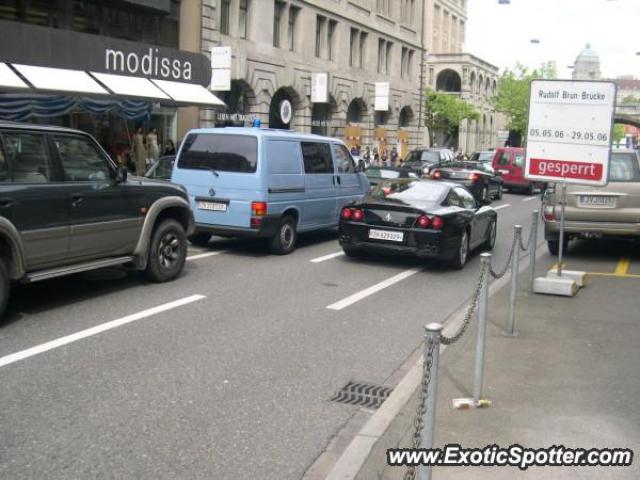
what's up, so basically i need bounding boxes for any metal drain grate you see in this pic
[331,380,393,409]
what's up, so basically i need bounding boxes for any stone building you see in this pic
[571,44,601,81]
[179,0,427,157]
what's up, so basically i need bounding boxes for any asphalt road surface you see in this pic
[0,192,543,480]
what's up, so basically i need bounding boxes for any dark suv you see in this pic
[399,148,455,177]
[0,122,194,317]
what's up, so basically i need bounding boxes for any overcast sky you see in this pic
[466,0,640,79]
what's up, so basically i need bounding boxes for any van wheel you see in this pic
[269,216,297,255]
[146,219,187,282]
[0,259,9,319]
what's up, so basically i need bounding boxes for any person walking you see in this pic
[389,146,399,167]
[163,139,176,156]
[363,146,371,167]
[146,128,160,164]
[131,127,147,175]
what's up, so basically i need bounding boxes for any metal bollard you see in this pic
[419,323,443,480]
[472,253,491,405]
[505,226,522,336]
[528,210,539,294]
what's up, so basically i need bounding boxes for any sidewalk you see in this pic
[355,255,640,480]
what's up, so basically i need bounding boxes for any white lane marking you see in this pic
[310,251,345,263]
[0,295,206,369]
[187,251,225,261]
[326,268,421,311]
[493,203,511,211]
[522,196,539,202]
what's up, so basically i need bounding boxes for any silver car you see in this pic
[543,149,640,254]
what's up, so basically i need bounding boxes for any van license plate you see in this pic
[369,229,404,242]
[197,201,227,212]
[577,196,616,208]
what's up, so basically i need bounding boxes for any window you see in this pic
[178,134,258,173]
[350,28,358,66]
[446,190,464,208]
[239,0,249,39]
[328,20,337,61]
[54,135,112,182]
[497,152,511,166]
[359,32,368,68]
[274,1,285,47]
[0,131,51,183]
[288,6,299,51]
[386,41,393,74]
[514,154,525,169]
[455,188,477,209]
[266,141,302,174]
[333,144,356,174]
[220,0,230,35]
[408,50,414,77]
[377,38,385,73]
[609,152,640,181]
[372,180,448,203]
[315,16,326,58]
[401,47,408,78]
[301,142,334,174]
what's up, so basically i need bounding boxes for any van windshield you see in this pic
[178,134,258,173]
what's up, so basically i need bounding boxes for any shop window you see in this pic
[0,132,51,183]
[54,135,112,182]
[301,142,333,174]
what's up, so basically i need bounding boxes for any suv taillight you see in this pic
[543,206,555,221]
[432,171,442,179]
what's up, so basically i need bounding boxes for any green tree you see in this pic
[491,62,557,143]
[613,124,626,145]
[621,95,639,105]
[424,89,479,147]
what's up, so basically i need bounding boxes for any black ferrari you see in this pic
[338,179,497,269]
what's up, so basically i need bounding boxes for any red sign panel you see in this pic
[528,158,603,181]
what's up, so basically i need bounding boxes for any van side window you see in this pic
[333,144,356,173]
[301,142,334,174]
[497,152,511,166]
[0,131,51,183]
[266,140,302,174]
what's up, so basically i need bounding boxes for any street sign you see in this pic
[525,80,616,186]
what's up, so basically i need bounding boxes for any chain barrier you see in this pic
[404,337,437,480]
[440,261,486,346]
[489,232,519,279]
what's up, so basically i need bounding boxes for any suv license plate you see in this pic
[197,201,227,212]
[577,196,616,209]
[369,229,403,242]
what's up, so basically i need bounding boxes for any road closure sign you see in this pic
[525,80,616,186]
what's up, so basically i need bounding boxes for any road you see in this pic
[0,193,542,480]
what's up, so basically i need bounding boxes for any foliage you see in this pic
[491,62,558,138]
[621,95,639,105]
[424,89,479,146]
[613,124,627,144]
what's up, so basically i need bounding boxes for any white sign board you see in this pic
[311,72,328,103]
[210,69,231,91]
[375,82,390,111]
[525,80,616,186]
[210,46,232,69]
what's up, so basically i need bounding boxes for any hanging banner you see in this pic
[311,72,329,103]
[375,82,390,111]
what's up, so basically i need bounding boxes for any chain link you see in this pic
[404,337,437,480]
[489,232,518,279]
[440,261,486,345]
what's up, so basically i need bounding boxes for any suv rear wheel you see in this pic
[0,259,9,319]
[269,216,297,255]
[146,219,187,282]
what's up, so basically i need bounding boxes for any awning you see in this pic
[0,63,30,90]
[13,64,109,95]
[90,72,171,101]
[151,79,226,107]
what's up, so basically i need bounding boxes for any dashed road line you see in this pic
[0,295,206,369]
[187,251,226,261]
[522,196,539,202]
[326,268,421,311]
[493,203,512,211]
[311,251,345,263]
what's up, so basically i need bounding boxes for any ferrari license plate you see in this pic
[369,229,404,242]
[577,195,616,209]
[197,201,228,212]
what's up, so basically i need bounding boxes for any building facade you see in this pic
[571,44,601,81]
[179,0,427,157]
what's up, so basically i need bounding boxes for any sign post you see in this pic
[526,79,616,295]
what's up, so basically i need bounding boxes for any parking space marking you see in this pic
[522,196,539,202]
[0,295,206,369]
[493,204,511,211]
[326,268,421,311]
[588,272,640,279]
[311,251,345,263]
[614,258,630,276]
[187,251,225,261]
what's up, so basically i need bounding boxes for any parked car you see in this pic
[365,167,403,188]
[0,122,193,318]
[431,161,504,201]
[171,128,369,254]
[543,149,640,255]
[338,179,497,269]
[491,147,545,194]
[399,148,455,177]
[144,155,175,180]
[470,150,495,163]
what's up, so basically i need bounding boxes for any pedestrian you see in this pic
[163,139,176,156]
[389,146,399,167]
[372,147,380,166]
[350,145,358,156]
[381,149,388,166]
[363,146,371,167]
[131,126,147,175]
[146,128,160,164]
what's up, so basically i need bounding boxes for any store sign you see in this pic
[375,82,390,111]
[279,100,293,124]
[311,72,329,103]
[210,46,232,91]
[0,20,211,87]
[525,80,616,186]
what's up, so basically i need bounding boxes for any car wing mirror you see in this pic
[115,166,128,184]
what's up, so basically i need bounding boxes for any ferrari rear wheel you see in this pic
[451,231,469,270]
[483,219,497,250]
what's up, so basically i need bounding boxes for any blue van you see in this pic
[171,128,369,254]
